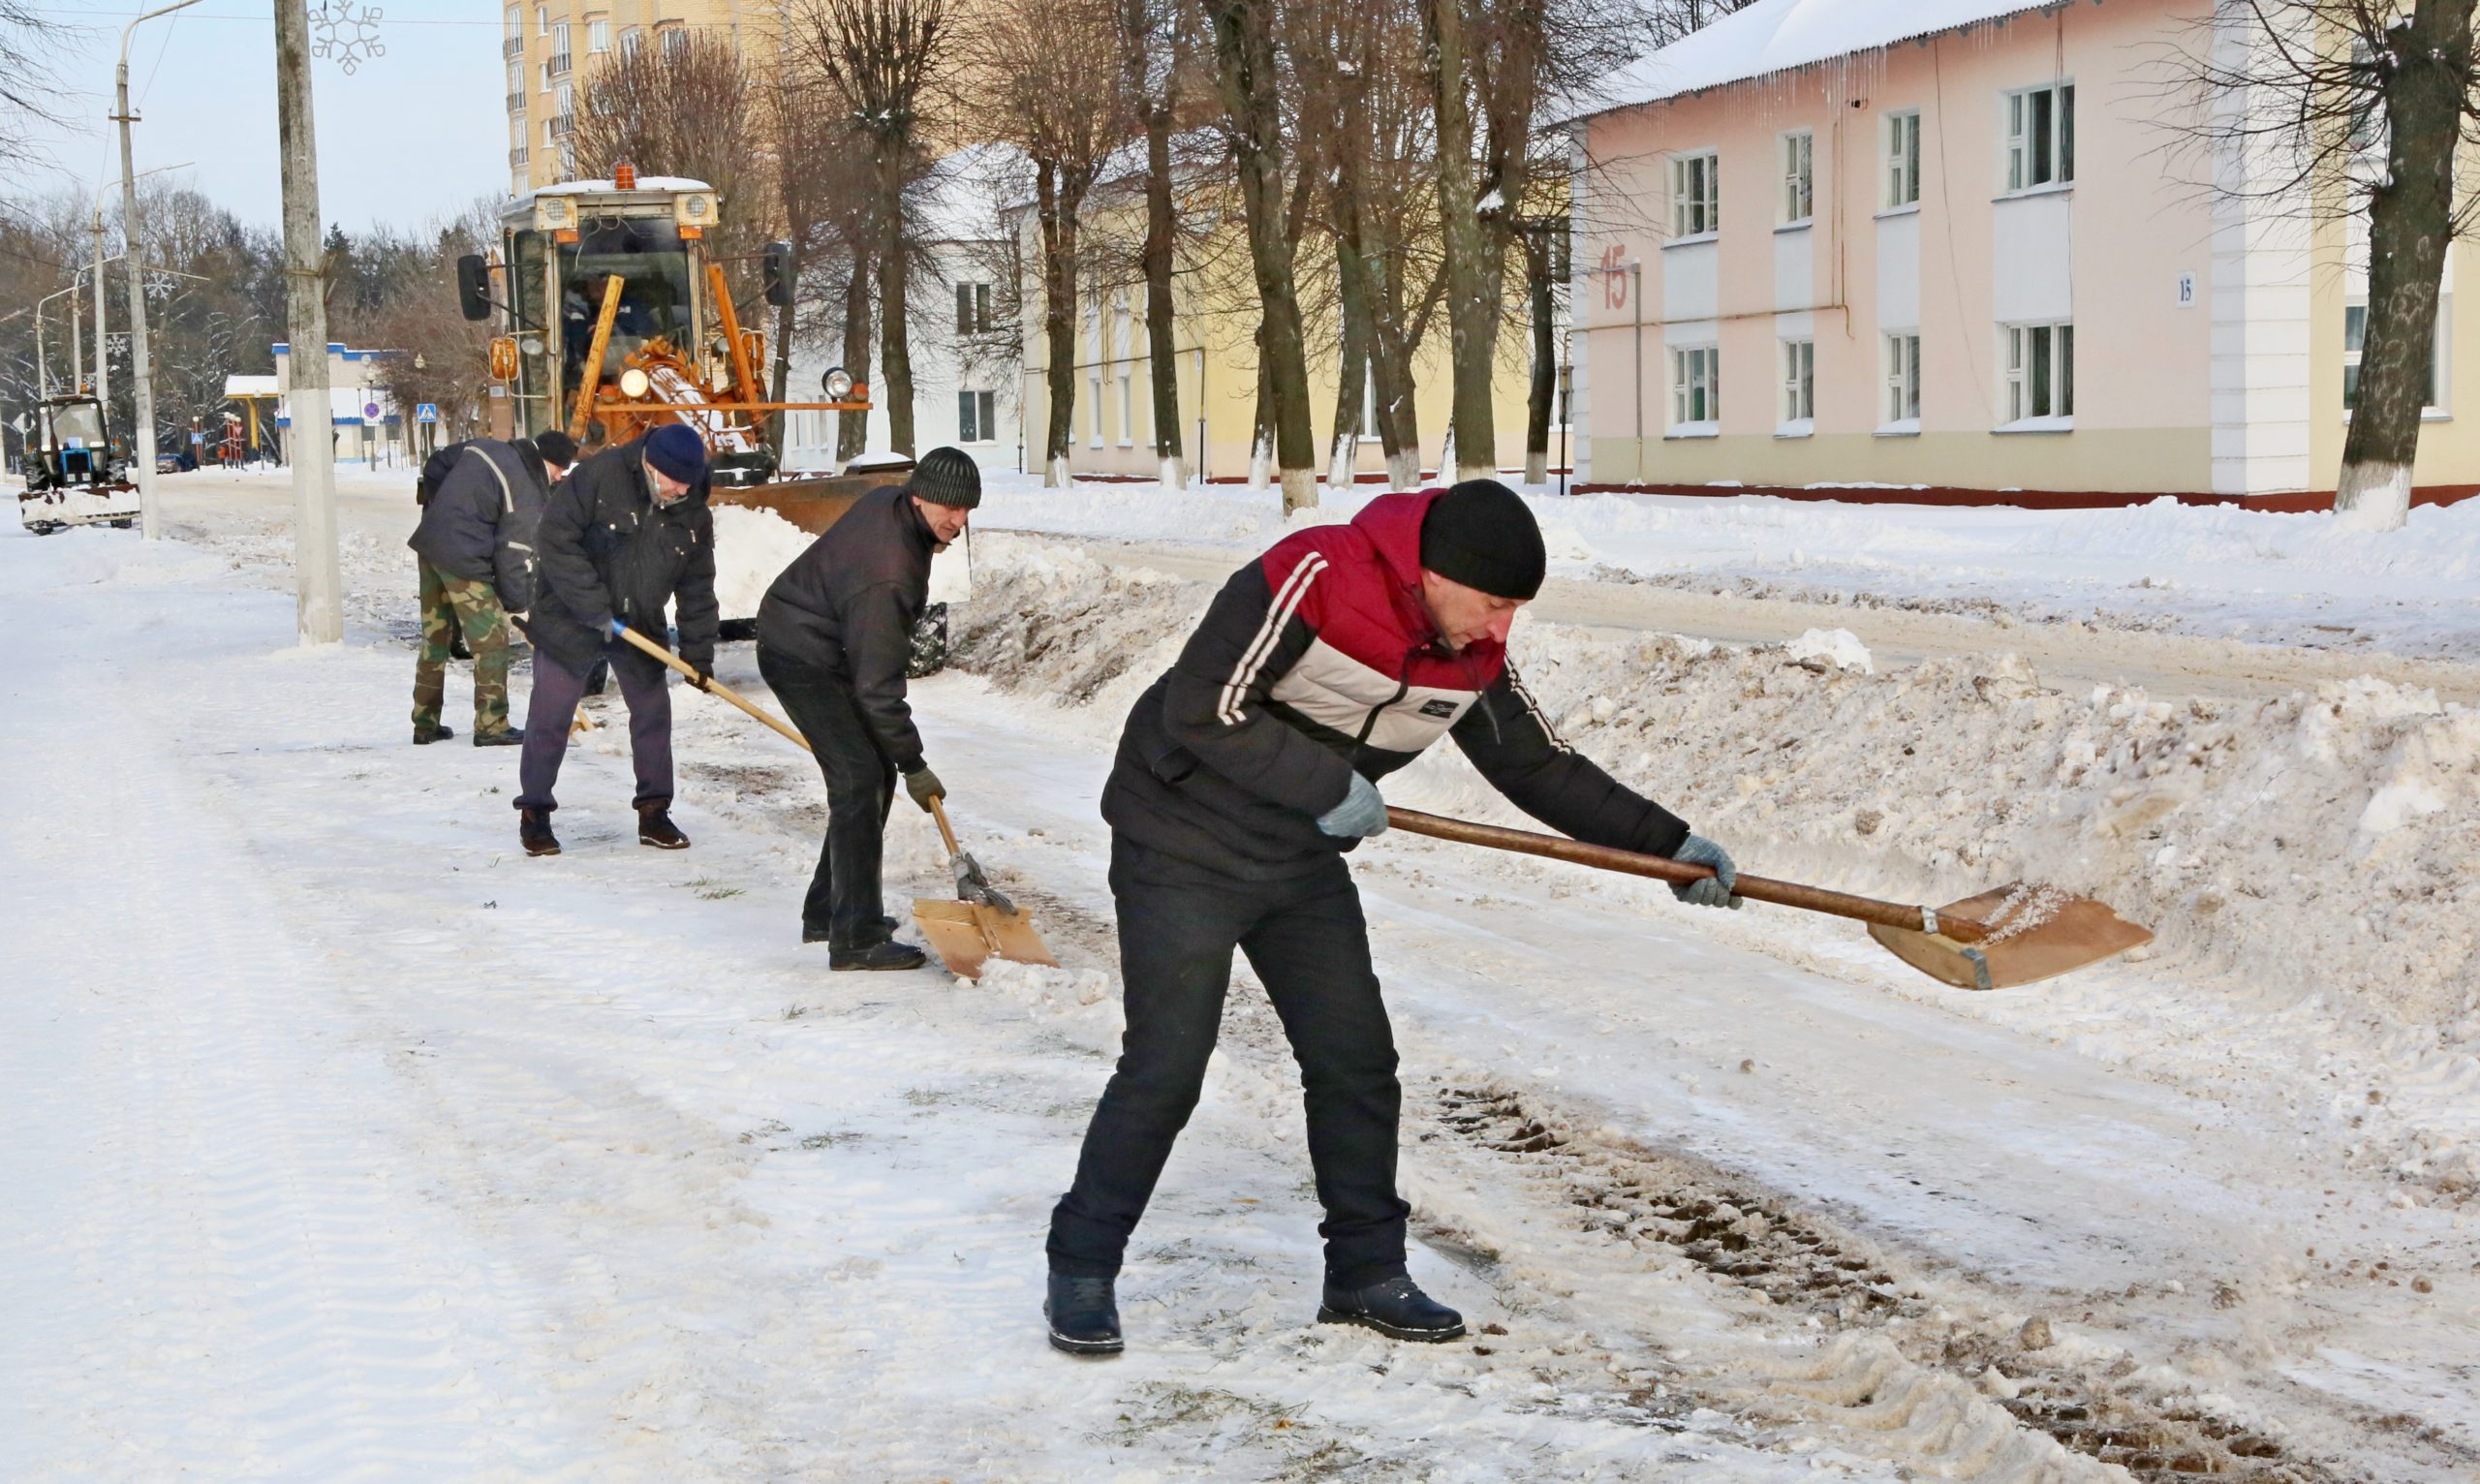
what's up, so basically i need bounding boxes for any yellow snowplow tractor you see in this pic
[458,161,887,530]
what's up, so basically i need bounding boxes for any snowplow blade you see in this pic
[913,898,1058,980]
[1866,884,2154,991]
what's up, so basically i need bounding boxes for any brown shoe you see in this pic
[637,802,690,850]
[519,807,561,857]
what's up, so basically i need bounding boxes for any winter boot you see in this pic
[637,802,691,850]
[519,807,560,857]
[413,723,455,745]
[1317,1275,1465,1342]
[1044,1272,1124,1356]
[829,940,928,973]
[449,632,473,662]
[473,727,525,748]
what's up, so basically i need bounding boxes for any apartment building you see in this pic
[1567,0,2479,507]
[499,1,777,195]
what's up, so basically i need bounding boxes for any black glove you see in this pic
[688,661,713,692]
[904,765,945,812]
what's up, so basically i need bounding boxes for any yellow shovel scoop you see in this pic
[611,627,1055,976]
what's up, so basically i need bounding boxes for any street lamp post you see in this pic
[92,162,190,414]
[112,0,203,540]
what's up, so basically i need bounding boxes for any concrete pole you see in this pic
[274,0,342,644]
[91,206,108,409]
[115,3,200,538]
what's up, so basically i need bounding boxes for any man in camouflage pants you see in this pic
[408,433,574,745]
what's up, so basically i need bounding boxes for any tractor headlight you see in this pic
[822,365,853,399]
[617,367,651,399]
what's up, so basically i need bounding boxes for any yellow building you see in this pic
[1017,170,1565,488]
[500,1,781,196]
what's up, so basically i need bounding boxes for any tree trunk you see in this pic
[1423,0,1499,482]
[1209,0,1317,512]
[1142,99,1186,489]
[2337,0,2471,531]
[877,154,916,458]
[1370,238,1422,488]
[1330,233,1372,493]
[1037,161,1084,488]
[1524,230,1555,485]
[837,258,873,463]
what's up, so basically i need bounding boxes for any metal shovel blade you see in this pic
[913,897,1058,980]
[1867,883,2154,991]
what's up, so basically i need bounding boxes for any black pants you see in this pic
[759,644,897,946]
[1048,835,1410,1287]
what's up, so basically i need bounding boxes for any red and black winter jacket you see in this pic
[1101,488,1691,880]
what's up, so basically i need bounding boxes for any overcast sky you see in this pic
[12,2,507,234]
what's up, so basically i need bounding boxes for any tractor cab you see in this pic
[16,394,139,535]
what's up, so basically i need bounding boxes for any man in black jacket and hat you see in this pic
[406,430,575,745]
[514,422,718,858]
[1040,479,1741,1357]
[755,446,980,971]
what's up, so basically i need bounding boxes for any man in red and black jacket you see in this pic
[1043,479,1740,1356]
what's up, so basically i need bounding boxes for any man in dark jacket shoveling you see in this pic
[514,422,719,857]
[407,430,575,744]
[1042,479,1741,1356]
[755,447,979,971]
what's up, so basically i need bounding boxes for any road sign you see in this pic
[362,401,382,421]
[415,402,439,424]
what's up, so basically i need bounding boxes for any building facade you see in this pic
[269,344,411,468]
[1568,0,2475,506]
[500,1,779,197]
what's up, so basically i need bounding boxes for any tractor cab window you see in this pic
[557,216,695,386]
[48,401,106,450]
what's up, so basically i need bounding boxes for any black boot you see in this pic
[413,722,455,745]
[519,807,560,857]
[637,802,690,850]
[473,727,525,748]
[829,940,927,972]
[1045,1272,1124,1356]
[1318,1275,1465,1342]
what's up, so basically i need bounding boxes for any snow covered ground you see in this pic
[4,474,2478,1480]
[968,474,2480,666]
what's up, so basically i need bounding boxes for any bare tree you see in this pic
[972,0,1131,485]
[2184,0,2480,530]
[0,2,68,173]
[572,31,774,289]
[1116,0,1203,488]
[793,0,953,459]
[1643,0,1761,46]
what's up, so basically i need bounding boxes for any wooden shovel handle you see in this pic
[1383,807,1983,942]
[927,793,963,857]
[610,625,815,756]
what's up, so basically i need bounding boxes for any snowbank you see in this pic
[949,543,2480,1189]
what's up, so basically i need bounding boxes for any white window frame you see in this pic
[1780,338,1814,431]
[1781,131,1814,225]
[1882,332,1921,431]
[1117,370,1134,447]
[536,4,548,35]
[957,389,997,444]
[588,17,609,52]
[1670,150,1720,239]
[506,5,521,38]
[1359,357,1379,437]
[2000,321,2074,426]
[2343,295,2451,418]
[1886,111,1921,209]
[1669,344,1720,433]
[1088,373,1104,448]
[2003,81,2075,193]
[619,24,641,55]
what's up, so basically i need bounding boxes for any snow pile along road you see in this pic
[951,541,2480,1191]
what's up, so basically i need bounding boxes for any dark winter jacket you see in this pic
[406,439,545,612]
[524,433,720,672]
[1102,488,1690,881]
[754,483,936,773]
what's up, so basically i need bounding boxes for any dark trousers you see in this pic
[515,644,674,811]
[1047,835,1410,1287]
[759,644,897,945]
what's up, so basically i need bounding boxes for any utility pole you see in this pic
[274,0,342,643]
[113,0,201,541]
[94,164,189,415]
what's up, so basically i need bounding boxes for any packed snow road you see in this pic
[4,484,2475,1480]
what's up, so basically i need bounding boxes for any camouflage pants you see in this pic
[412,559,513,736]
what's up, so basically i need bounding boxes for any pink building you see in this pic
[1566,0,2472,508]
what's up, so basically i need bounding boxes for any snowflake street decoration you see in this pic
[311,1,386,75]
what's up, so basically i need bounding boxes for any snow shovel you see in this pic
[611,628,1056,977]
[1384,808,2152,992]
[911,795,1059,980]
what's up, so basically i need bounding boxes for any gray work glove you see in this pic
[1670,832,1742,910]
[1316,772,1390,840]
[904,765,945,812]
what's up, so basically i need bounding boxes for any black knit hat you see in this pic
[909,446,982,509]
[1419,479,1544,600]
[533,429,579,469]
